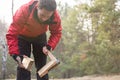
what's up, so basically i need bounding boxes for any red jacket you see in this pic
[6,0,62,55]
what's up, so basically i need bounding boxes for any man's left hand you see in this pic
[42,45,51,55]
[43,46,49,55]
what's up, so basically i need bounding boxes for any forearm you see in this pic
[47,32,62,50]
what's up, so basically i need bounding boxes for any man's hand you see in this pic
[16,56,25,68]
[12,54,27,68]
[43,45,51,55]
[43,46,49,55]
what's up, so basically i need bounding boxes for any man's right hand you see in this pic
[16,56,25,68]
[11,54,25,68]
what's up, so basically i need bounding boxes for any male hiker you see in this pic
[6,0,62,80]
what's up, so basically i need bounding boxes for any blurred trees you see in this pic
[51,0,120,78]
[81,0,120,75]
[0,20,8,79]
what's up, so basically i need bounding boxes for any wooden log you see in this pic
[38,51,60,77]
[22,57,34,71]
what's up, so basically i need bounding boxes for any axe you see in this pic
[38,51,60,77]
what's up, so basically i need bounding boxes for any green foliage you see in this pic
[52,0,120,78]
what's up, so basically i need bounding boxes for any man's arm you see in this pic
[6,4,28,55]
[47,11,62,50]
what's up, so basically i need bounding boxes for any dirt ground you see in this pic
[53,75,120,80]
[51,75,120,80]
[6,75,120,80]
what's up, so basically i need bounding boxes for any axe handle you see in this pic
[47,51,57,60]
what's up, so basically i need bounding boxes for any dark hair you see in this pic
[38,0,56,11]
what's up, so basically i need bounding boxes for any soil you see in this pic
[51,75,120,80]
[6,75,120,80]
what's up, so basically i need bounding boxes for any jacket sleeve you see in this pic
[48,11,62,50]
[6,5,28,55]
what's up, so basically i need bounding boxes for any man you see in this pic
[6,0,62,80]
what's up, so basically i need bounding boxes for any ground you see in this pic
[5,75,120,80]
[55,75,120,80]
[52,75,120,80]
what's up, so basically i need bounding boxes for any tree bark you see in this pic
[1,38,7,79]
[12,0,14,16]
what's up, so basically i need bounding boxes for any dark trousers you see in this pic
[17,34,49,80]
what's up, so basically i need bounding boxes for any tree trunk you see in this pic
[12,0,14,16]
[1,38,7,79]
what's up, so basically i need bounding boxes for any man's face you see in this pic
[37,8,54,22]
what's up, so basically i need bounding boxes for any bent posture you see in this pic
[6,0,62,80]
